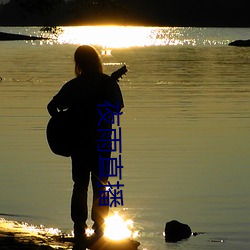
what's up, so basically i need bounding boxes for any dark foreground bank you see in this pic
[0,219,70,249]
[0,229,58,249]
[0,219,140,250]
[0,233,53,250]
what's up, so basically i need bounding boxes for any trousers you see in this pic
[70,148,110,236]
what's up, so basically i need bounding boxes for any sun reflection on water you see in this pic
[104,211,139,241]
[57,26,220,48]
[54,26,229,48]
[0,211,139,240]
[57,26,154,48]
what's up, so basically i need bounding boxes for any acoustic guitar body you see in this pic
[46,111,72,157]
[46,65,127,157]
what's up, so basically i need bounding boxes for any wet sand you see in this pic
[0,230,55,249]
[0,234,53,250]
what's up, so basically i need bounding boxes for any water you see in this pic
[0,26,250,250]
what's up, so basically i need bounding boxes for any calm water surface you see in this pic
[0,27,250,249]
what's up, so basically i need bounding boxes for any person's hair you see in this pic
[74,45,103,76]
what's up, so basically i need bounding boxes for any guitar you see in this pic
[46,65,127,157]
[110,65,127,81]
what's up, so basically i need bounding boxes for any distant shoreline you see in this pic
[0,31,45,41]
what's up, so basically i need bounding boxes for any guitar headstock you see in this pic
[110,65,128,82]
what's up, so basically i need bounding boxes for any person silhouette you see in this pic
[47,45,124,244]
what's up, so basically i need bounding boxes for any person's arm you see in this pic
[106,80,124,112]
[47,80,74,116]
[47,99,58,117]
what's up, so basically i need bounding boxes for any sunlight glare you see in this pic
[104,212,138,241]
[85,227,95,237]
[57,26,153,48]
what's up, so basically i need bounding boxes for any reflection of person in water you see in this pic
[47,45,124,243]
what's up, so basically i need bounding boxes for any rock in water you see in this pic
[164,220,192,242]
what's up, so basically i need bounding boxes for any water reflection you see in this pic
[57,26,154,47]
[56,26,192,47]
[56,26,231,48]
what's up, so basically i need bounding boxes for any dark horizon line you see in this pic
[1,17,250,28]
[0,23,250,28]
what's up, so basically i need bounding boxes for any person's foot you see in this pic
[73,223,88,247]
[74,223,88,236]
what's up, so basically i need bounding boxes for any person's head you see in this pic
[74,45,103,76]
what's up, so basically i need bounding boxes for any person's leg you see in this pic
[91,151,110,234]
[71,150,90,238]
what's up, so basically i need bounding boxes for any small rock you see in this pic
[164,220,192,242]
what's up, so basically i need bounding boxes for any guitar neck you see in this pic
[110,65,128,82]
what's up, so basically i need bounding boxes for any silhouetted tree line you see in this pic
[0,0,133,26]
[0,0,249,26]
[123,0,250,27]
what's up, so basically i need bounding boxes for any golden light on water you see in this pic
[104,212,139,241]
[57,26,153,48]
[38,26,231,47]
[70,212,139,241]
[1,212,139,241]
[55,26,207,48]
